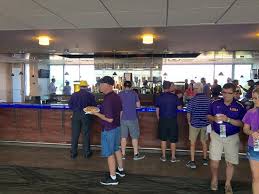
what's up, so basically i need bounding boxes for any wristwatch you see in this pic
[227,118,231,123]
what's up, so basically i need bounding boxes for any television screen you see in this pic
[38,69,50,78]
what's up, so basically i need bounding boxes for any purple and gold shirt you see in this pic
[208,98,246,136]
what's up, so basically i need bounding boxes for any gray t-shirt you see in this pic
[119,89,139,120]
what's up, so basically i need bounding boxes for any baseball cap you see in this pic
[79,80,89,87]
[99,76,115,86]
[247,79,254,83]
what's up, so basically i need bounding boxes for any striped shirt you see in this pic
[187,93,210,128]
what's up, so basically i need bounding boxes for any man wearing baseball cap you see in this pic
[240,79,255,99]
[91,76,125,185]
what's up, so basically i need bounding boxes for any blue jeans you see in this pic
[101,127,120,157]
[247,146,259,162]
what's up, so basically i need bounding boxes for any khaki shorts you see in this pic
[209,130,240,165]
[189,125,208,143]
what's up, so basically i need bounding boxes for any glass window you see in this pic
[214,64,232,86]
[80,65,96,88]
[234,64,252,87]
[64,65,80,93]
[50,65,64,94]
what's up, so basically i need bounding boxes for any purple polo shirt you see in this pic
[155,92,181,118]
[68,89,96,112]
[242,108,259,147]
[119,89,139,120]
[100,91,122,131]
[208,98,246,136]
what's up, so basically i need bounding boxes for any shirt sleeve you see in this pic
[208,102,214,115]
[186,99,192,113]
[242,111,251,125]
[238,105,247,120]
[135,92,140,103]
[68,94,74,108]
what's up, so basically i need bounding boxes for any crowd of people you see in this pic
[68,75,259,194]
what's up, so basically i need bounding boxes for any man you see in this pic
[184,79,189,90]
[211,79,222,99]
[232,80,242,100]
[63,80,71,95]
[186,83,210,169]
[156,81,182,162]
[48,78,57,94]
[119,81,145,160]
[91,76,125,186]
[208,83,246,193]
[68,80,96,159]
[201,77,210,97]
[240,79,255,99]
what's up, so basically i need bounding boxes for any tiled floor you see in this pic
[0,144,252,193]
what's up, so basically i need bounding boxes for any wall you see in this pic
[0,63,12,102]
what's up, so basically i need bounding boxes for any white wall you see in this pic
[0,63,12,102]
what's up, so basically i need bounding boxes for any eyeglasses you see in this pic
[222,91,234,95]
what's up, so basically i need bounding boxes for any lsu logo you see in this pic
[230,108,238,112]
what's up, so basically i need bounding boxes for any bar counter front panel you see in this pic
[0,104,248,153]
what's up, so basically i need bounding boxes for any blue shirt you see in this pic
[119,89,139,120]
[155,92,181,118]
[187,93,210,128]
[68,89,96,112]
[208,98,246,136]
[100,91,122,131]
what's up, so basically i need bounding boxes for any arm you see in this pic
[207,114,216,122]
[156,107,160,120]
[177,105,182,110]
[239,85,248,92]
[187,113,191,124]
[92,112,113,123]
[136,101,141,108]
[243,123,259,139]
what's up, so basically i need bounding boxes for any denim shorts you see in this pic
[247,146,259,162]
[101,127,120,157]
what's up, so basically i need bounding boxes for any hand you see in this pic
[215,114,228,122]
[252,131,259,140]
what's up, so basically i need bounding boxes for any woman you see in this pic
[243,88,259,194]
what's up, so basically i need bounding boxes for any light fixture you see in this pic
[256,33,259,37]
[64,72,69,75]
[113,72,117,76]
[11,73,14,76]
[240,75,244,78]
[38,36,50,46]
[142,34,154,44]
[163,72,167,76]
[218,72,224,76]
[19,72,23,75]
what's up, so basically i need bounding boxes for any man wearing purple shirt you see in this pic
[208,83,246,193]
[68,80,96,159]
[91,76,125,186]
[119,81,145,160]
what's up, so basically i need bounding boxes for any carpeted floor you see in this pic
[0,165,251,194]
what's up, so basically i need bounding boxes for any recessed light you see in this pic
[37,36,51,46]
[256,33,259,37]
[142,34,154,44]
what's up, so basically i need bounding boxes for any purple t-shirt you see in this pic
[208,98,246,136]
[242,108,259,147]
[119,89,139,120]
[100,91,122,131]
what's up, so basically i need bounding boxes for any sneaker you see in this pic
[202,158,209,166]
[122,154,126,160]
[210,182,218,191]
[225,185,233,194]
[160,156,166,162]
[70,153,78,160]
[186,161,197,169]
[100,175,119,186]
[170,158,180,163]
[133,153,145,161]
[116,168,126,177]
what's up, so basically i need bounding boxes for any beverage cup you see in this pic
[216,114,223,124]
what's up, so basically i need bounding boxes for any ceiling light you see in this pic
[142,34,154,44]
[38,36,50,46]
[256,33,259,37]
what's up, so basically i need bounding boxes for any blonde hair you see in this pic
[193,82,203,93]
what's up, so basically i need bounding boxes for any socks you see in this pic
[110,175,116,180]
[118,167,124,171]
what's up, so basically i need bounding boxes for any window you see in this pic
[214,64,232,86]
[64,65,80,93]
[49,65,64,94]
[234,64,252,87]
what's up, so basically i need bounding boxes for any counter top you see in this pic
[0,103,187,112]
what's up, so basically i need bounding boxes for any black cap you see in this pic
[99,76,115,86]
[247,79,254,83]
[163,80,171,90]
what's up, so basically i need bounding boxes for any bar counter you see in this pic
[0,103,248,153]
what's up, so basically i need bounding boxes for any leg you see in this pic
[225,162,234,186]
[115,150,123,169]
[81,114,92,156]
[190,141,196,161]
[170,143,176,159]
[120,138,127,156]
[249,160,259,194]
[107,154,116,176]
[201,141,208,159]
[71,113,81,156]
[210,160,220,186]
[161,141,167,158]
[132,138,139,155]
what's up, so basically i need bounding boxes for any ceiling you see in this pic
[0,0,259,54]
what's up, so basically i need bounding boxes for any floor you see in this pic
[0,144,252,193]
